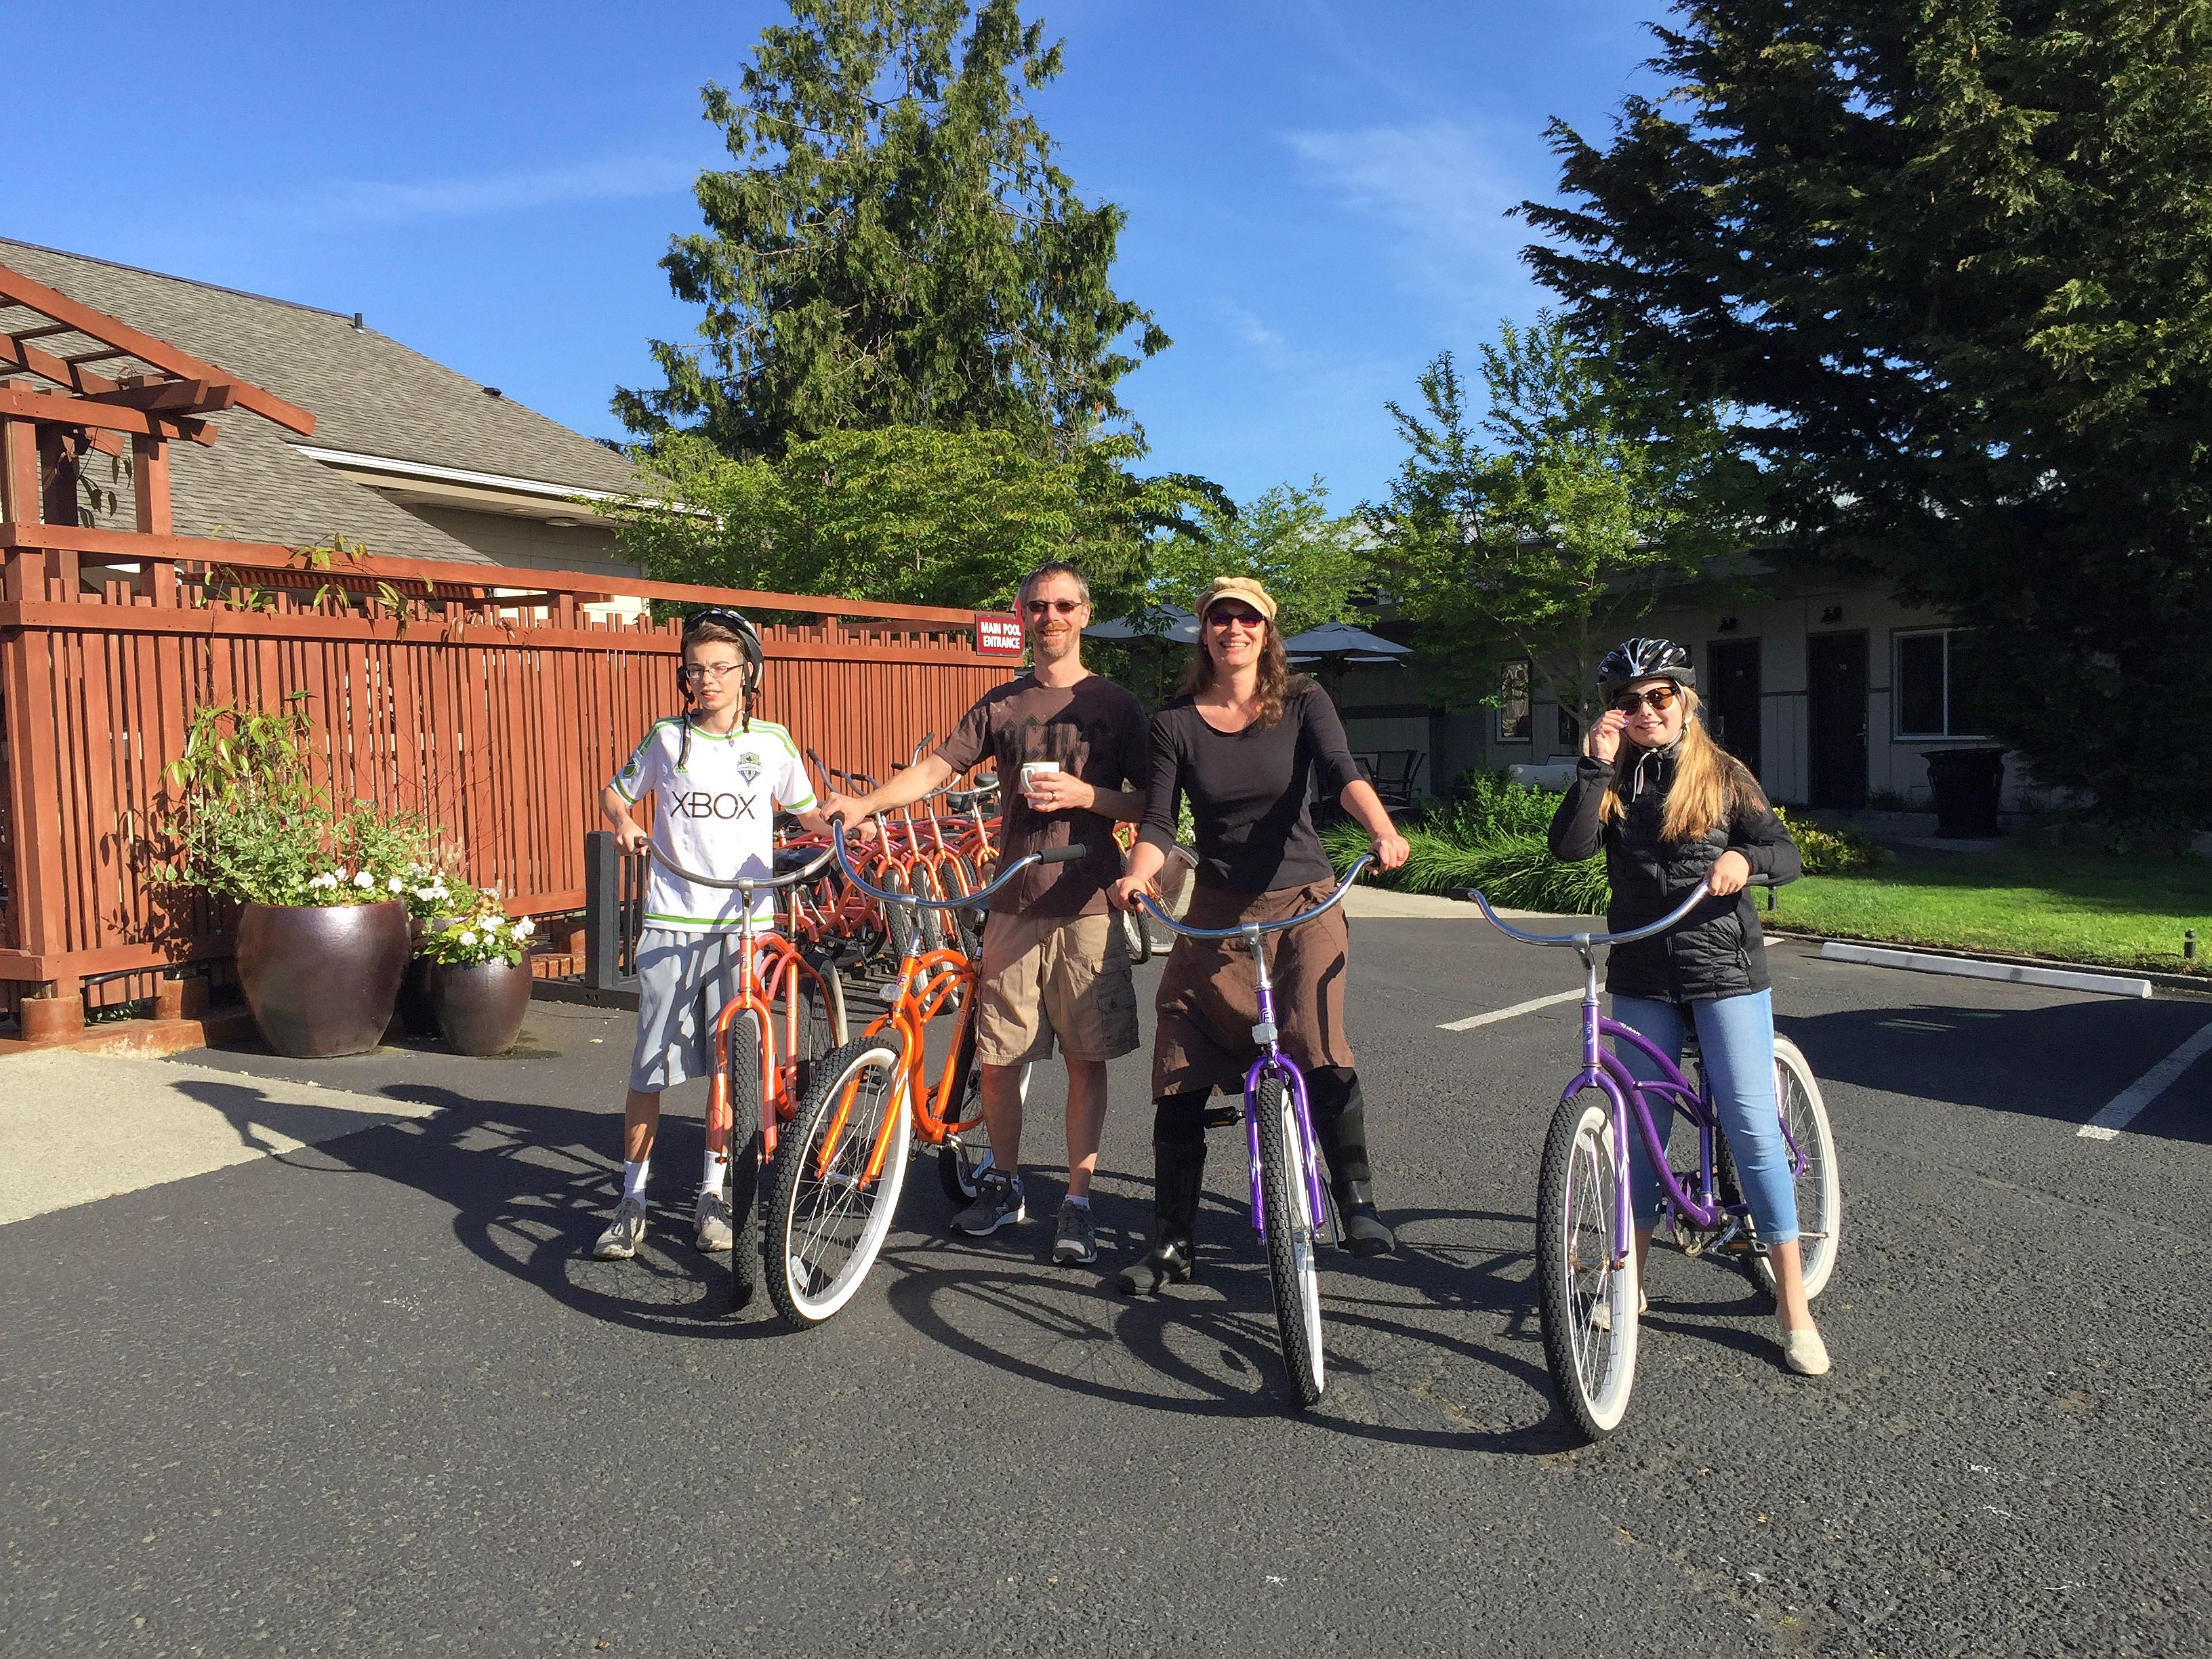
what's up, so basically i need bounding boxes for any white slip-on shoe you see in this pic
[1780,1320,1831,1376]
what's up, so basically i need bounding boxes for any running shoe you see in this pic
[1052,1198,1098,1265]
[594,1195,648,1261]
[694,1189,735,1253]
[951,1169,1027,1235]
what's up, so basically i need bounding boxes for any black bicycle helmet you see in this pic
[1598,636,1696,697]
[675,606,766,759]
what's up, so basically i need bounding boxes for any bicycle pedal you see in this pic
[1202,1103,1243,1129]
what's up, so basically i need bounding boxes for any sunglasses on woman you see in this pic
[1208,606,1267,630]
[1613,685,1681,713]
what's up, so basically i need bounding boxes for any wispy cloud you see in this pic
[1284,120,1537,308]
[304,156,697,226]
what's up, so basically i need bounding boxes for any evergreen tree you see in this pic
[1522,1,2212,831]
[615,0,1167,461]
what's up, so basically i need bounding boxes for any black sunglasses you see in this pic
[1613,685,1681,714]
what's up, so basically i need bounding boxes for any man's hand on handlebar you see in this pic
[820,792,880,842]
[1371,828,1411,871]
[613,817,650,855]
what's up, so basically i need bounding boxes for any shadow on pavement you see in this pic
[251,1078,773,1338]
[1780,996,2212,1143]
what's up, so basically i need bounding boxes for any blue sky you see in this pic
[3,1,1664,507]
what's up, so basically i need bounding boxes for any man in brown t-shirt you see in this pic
[823,562,1149,1267]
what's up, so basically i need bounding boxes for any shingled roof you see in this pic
[0,239,642,562]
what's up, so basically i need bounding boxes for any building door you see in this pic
[1806,631,1868,808]
[1707,638,1762,779]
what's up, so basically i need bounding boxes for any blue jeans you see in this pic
[1608,989,1799,1245]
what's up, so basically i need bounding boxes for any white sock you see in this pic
[702,1148,729,1196]
[1065,1192,1090,1210]
[621,1159,649,1202]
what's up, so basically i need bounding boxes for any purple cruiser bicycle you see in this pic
[1466,879,1841,1439]
[1135,853,1373,1410]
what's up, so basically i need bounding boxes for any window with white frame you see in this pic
[1893,628,1989,738]
[1496,659,1532,743]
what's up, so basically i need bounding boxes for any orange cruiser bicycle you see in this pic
[762,821,1086,1328]
[645,842,848,1311]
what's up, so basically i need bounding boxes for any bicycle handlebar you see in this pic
[1136,855,1373,940]
[829,820,1085,910]
[1460,878,1715,948]
[645,841,837,892]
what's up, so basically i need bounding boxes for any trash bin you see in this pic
[1925,748,2005,839]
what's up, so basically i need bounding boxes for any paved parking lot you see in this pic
[3,908,2207,1656]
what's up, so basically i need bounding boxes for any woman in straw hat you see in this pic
[1108,576,1410,1293]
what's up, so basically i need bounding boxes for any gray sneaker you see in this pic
[951,1169,1026,1236]
[694,1189,735,1253]
[594,1195,647,1260]
[1052,1198,1098,1265]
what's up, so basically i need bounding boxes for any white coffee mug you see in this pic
[1019,760,1062,799]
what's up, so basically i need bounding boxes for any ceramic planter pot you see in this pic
[234,899,411,1058]
[432,958,534,1057]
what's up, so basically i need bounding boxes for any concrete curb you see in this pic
[1816,940,2154,999]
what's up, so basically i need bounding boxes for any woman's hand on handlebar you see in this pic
[1106,874,1156,914]
[1370,827,1410,871]
[1707,848,1751,896]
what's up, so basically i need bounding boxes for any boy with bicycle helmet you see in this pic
[592,608,842,1262]
[1548,638,1828,1374]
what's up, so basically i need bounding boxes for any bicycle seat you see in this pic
[775,847,826,876]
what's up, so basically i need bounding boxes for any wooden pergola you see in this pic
[0,258,314,554]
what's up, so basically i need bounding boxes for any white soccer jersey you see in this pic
[609,716,817,929]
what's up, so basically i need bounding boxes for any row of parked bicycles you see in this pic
[642,746,1841,1443]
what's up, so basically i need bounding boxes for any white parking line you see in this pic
[2078,1019,2212,1141]
[1439,988,1584,1032]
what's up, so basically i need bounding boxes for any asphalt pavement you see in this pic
[3,915,2208,1657]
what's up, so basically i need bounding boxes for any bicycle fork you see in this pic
[1240,928,1331,1244]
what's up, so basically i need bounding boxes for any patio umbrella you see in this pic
[1282,620,1410,703]
[1083,602,1200,645]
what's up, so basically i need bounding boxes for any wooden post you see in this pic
[133,434,175,604]
[0,414,36,526]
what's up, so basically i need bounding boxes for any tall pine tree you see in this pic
[1523,1,2212,832]
[615,0,1167,462]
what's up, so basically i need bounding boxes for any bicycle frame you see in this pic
[1136,855,1372,1243]
[817,821,1083,1190]
[646,844,840,1162]
[1466,880,1807,1267]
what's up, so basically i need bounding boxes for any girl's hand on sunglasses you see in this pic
[1586,708,1628,765]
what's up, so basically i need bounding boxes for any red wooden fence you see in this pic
[0,524,1012,1023]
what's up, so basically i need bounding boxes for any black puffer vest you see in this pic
[1547,749,1802,1003]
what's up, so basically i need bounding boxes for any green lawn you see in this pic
[1761,846,2212,976]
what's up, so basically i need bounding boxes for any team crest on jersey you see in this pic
[736,749,764,787]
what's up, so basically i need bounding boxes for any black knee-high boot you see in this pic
[1310,1067,1395,1257]
[1116,1092,1210,1294]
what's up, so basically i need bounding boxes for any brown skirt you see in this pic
[1151,880,1354,1097]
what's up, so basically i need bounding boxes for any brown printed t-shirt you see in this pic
[935,672,1149,917]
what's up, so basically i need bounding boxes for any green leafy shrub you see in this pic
[157,696,437,907]
[1773,806,1885,876]
[1324,816,1610,914]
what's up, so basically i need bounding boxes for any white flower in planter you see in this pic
[513,917,535,939]
[458,930,478,949]
[386,876,404,893]
[352,871,376,890]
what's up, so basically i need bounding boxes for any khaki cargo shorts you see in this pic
[974,909,1140,1067]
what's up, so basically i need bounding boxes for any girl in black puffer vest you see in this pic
[1548,638,1828,1377]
